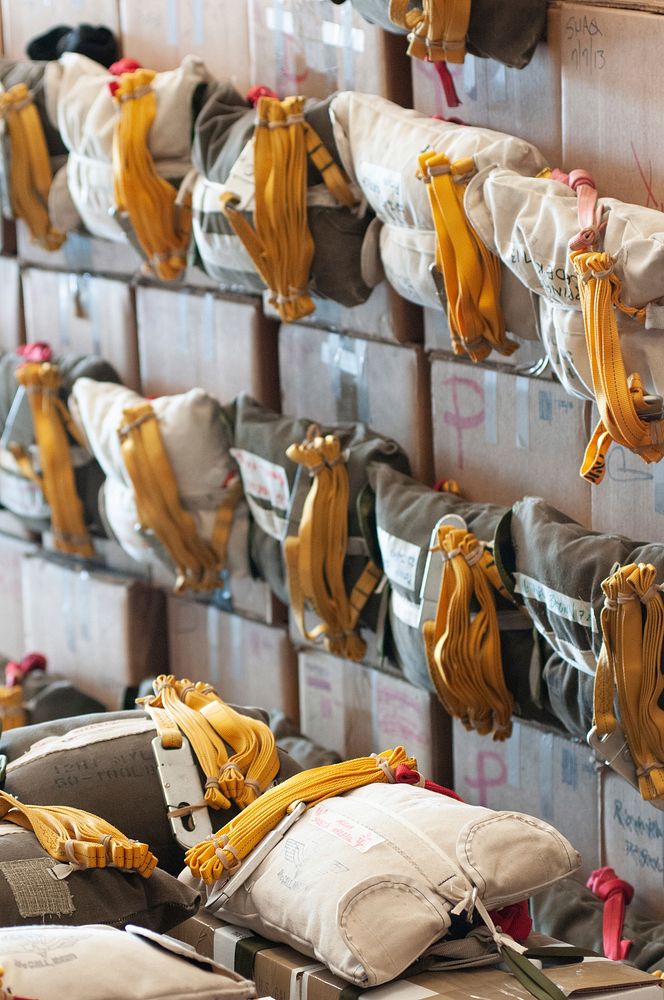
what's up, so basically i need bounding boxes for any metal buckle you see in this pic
[417,514,468,629]
[587,725,639,788]
[151,735,213,849]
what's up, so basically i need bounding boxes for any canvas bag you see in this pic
[46,52,212,243]
[3,709,302,877]
[202,781,580,986]
[191,84,379,306]
[369,464,544,725]
[230,393,409,635]
[0,350,119,534]
[329,92,546,331]
[70,378,249,586]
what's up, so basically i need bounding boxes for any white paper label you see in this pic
[390,588,422,629]
[231,449,290,511]
[310,804,384,852]
[377,527,420,592]
[514,571,597,632]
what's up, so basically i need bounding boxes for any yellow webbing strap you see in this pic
[419,150,515,363]
[593,564,664,802]
[112,69,190,282]
[15,362,93,558]
[117,403,239,593]
[0,83,64,251]
[221,95,356,322]
[0,686,26,731]
[283,430,380,662]
[389,0,470,63]
[571,250,664,485]
[185,745,416,885]
[0,790,157,877]
[422,524,513,740]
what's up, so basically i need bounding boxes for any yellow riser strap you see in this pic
[15,362,93,558]
[185,746,416,885]
[0,686,27,731]
[389,0,470,63]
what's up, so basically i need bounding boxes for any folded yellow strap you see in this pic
[389,0,470,63]
[179,681,280,809]
[117,402,238,593]
[0,790,157,877]
[185,746,416,885]
[423,524,513,740]
[0,83,64,251]
[112,69,190,282]
[283,430,379,662]
[419,150,515,363]
[303,121,356,209]
[571,250,664,484]
[593,564,664,802]
[0,686,27,731]
[14,362,93,558]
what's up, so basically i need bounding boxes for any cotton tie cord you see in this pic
[14,362,94,558]
[0,791,157,878]
[112,69,190,282]
[593,563,664,802]
[0,84,64,251]
[117,403,240,593]
[418,149,516,363]
[221,95,357,323]
[422,524,514,740]
[283,429,381,662]
[570,250,664,485]
[185,746,417,886]
[389,0,470,63]
[586,867,634,962]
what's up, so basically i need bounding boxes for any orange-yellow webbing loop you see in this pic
[0,83,64,250]
[422,524,513,740]
[112,69,191,282]
[571,250,664,485]
[389,0,470,63]
[283,430,380,662]
[221,95,356,323]
[0,686,26,731]
[419,149,515,363]
[593,564,664,802]
[14,362,93,558]
[185,746,416,885]
[117,403,240,593]
[0,790,157,877]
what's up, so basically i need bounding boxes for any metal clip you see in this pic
[428,261,448,310]
[151,736,213,849]
[640,394,664,423]
[417,514,468,629]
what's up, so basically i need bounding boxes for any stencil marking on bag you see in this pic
[357,163,407,224]
[276,837,349,891]
[509,245,579,304]
[310,804,384,852]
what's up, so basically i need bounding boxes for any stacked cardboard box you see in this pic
[0,532,37,660]
[0,255,23,353]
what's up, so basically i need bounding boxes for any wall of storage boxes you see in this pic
[2,0,664,926]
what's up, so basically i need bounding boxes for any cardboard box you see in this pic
[21,268,140,391]
[136,285,280,407]
[248,0,411,104]
[590,436,664,542]
[298,649,452,785]
[119,0,250,91]
[0,255,24,353]
[411,5,563,168]
[21,553,167,709]
[431,354,592,526]
[42,530,152,583]
[602,771,664,922]
[279,325,433,483]
[0,531,36,660]
[167,595,298,718]
[16,221,143,277]
[172,912,660,1000]
[0,0,121,60]
[424,306,548,371]
[561,2,664,206]
[263,282,423,345]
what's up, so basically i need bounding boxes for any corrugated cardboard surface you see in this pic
[0,0,121,60]
[298,650,452,785]
[431,354,592,526]
[561,2,664,205]
[0,255,24,353]
[263,283,423,344]
[411,5,563,168]
[453,717,601,882]
[21,553,167,709]
[0,532,36,660]
[136,284,280,407]
[119,0,250,91]
[590,440,664,541]
[21,268,140,391]
[167,594,298,718]
[279,324,433,482]
[424,307,547,371]
[248,0,411,104]
[16,221,143,277]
